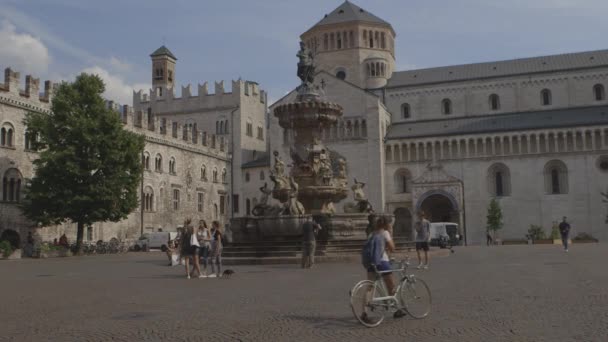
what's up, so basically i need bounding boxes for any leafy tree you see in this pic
[21,74,145,254]
[486,198,503,239]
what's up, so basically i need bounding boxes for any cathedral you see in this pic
[2,1,608,245]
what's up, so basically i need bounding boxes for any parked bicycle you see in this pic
[350,258,432,328]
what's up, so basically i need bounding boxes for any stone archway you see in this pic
[416,190,460,224]
[393,207,412,239]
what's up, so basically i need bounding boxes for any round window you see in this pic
[336,70,346,80]
[597,156,608,172]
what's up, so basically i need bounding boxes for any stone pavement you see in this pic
[1,244,607,342]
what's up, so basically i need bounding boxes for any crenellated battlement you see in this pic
[133,79,266,113]
[113,103,230,159]
[0,67,55,103]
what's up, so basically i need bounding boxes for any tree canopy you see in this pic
[21,73,145,251]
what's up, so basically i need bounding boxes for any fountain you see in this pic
[232,42,378,241]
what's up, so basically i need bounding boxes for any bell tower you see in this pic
[150,45,177,97]
[300,1,395,90]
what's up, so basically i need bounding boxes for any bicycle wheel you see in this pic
[399,276,432,319]
[350,280,387,328]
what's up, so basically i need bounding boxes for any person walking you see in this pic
[486,231,493,246]
[197,220,211,276]
[301,218,321,269]
[559,216,571,252]
[415,211,431,269]
[181,219,203,279]
[209,221,223,278]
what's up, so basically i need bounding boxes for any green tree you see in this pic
[486,198,503,239]
[21,73,145,253]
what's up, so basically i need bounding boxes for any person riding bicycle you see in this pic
[362,215,407,319]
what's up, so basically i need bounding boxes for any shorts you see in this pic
[416,242,429,251]
[191,246,200,256]
[367,260,392,274]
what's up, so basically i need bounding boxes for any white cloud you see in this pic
[81,66,149,105]
[109,56,132,72]
[0,20,50,75]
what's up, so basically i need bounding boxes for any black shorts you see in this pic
[416,242,429,251]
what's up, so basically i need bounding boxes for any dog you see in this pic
[221,269,235,279]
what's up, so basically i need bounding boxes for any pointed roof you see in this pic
[308,1,392,31]
[150,45,177,60]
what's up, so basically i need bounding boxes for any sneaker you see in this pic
[198,274,206,278]
[187,275,191,279]
[423,264,429,270]
[416,264,423,269]
[565,249,569,252]
[393,309,407,319]
[208,274,216,278]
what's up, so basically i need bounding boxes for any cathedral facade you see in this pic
[271,1,608,244]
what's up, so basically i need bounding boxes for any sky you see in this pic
[1,0,607,105]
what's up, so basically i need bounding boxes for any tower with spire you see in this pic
[150,45,177,97]
[300,0,395,89]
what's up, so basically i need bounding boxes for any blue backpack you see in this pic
[361,233,385,269]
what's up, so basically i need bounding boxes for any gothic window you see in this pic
[1,123,14,147]
[216,121,219,134]
[143,152,150,170]
[172,122,178,138]
[442,99,452,115]
[144,186,154,212]
[354,121,360,137]
[168,70,173,82]
[154,154,162,172]
[2,168,22,202]
[201,165,207,180]
[220,195,226,215]
[402,103,411,119]
[222,169,227,183]
[173,189,180,210]
[224,120,229,134]
[541,89,552,106]
[246,122,253,137]
[257,126,264,140]
[594,84,605,101]
[544,160,568,194]
[361,120,367,137]
[394,168,411,194]
[488,163,511,197]
[489,94,500,110]
[213,168,218,183]
[169,157,176,175]
[198,192,204,212]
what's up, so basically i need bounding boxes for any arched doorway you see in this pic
[417,190,460,224]
[393,207,412,239]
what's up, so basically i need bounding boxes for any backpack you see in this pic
[361,233,385,269]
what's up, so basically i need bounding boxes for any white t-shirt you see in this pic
[381,230,392,261]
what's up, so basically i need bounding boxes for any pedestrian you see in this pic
[415,211,431,269]
[301,217,321,269]
[559,216,571,252]
[486,231,493,246]
[197,220,211,277]
[181,218,203,279]
[209,221,223,278]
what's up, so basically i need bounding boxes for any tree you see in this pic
[21,73,145,254]
[486,198,503,240]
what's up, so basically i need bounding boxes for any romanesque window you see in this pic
[442,99,452,115]
[488,163,511,197]
[594,84,605,101]
[143,152,150,170]
[201,165,207,181]
[2,168,22,202]
[169,157,176,175]
[198,192,204,212]
[260,170,265,180]
[489,94,500,110]
[246,199,251,216]
[1,123,14,147]
[541,89,552,106]
[402,103,411,119]
[245,172,250,182]
[394,168,412,194]
[222,169,227,183]
[155,154,162,172]
[173,189,180,210]
[544,160,568,194]
[144,186,154,212]
[213,168,218,183]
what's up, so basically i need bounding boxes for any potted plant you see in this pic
[526,225,552,244]
[572,232,599,244]
[0,229,22,259]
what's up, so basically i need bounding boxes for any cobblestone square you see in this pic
[1,244,607,342]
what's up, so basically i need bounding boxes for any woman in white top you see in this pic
[197,220,211,276]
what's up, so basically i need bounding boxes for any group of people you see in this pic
[166,219,224,279]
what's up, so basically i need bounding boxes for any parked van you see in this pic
[135,232,170,251]
[429,222,459,248]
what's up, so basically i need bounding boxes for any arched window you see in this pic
[394,168,412,194]
[216,121,219,134]
[442,99,452,115]
[222,169,227,183]
[541,89,552,106]
[246,199,251,216]
[488,163,511,197]
[155,154,162,172]
[544,160,568,194]
[2,168,22,202]
[144,186,154,212]
[143,152,150,170]
[594,84,605,101]
[219,121,224,135]
[361,120,367,137]
[1,123,15,147]
[489,94,500,110]
[201,165,207,180]
[224,120,229,134]
[169,157,176,175]
[401,103,411,119]
[260,171,265,180]
[245,172,250,182]
[213,168,218,183]
[354,121,360,137]
[336,70,346,80]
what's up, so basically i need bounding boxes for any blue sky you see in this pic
[1,0,607,104]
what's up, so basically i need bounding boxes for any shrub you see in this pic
[0,240,12,257]
[573,232,598,242]
[0,229,21,249]
[526,225,546,241]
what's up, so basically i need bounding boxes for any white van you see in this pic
[429,222,459,248]
[135,232,170,251]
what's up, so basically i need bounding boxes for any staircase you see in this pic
[222,238,415,265]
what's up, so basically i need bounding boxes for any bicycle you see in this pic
[349,258,432,328]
